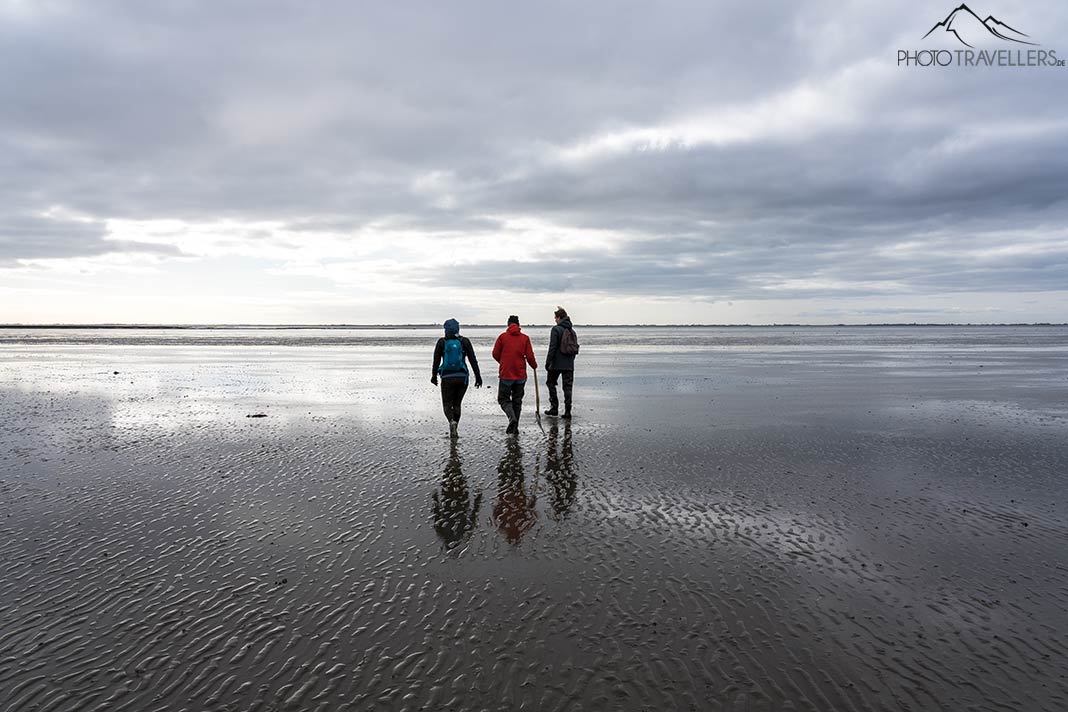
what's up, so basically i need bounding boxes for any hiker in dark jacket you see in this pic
[544,306,577,419]
[431,318,482,438]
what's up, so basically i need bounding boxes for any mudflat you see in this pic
[1,325,1066,711]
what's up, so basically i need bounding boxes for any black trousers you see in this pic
[440,377,468,422]
[546,369,574,411]
[497,380,526,423]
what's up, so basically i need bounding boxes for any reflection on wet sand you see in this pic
[431,440,481,549]
[493,438,538,544]
[545,422,577,518]
[431,426,580,547]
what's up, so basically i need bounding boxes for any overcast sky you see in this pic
[2,0,1067,324]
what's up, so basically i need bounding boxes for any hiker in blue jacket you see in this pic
[431,318,482,438]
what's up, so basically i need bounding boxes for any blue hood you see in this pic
[443,318,460,337]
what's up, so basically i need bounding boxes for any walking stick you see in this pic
[533,367,546,434]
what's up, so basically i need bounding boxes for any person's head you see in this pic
[554,306,568,323]
[507,315,520,326]
[443,318,459,337]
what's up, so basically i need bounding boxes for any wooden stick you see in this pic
[533,366,545,433]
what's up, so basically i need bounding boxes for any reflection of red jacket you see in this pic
[494,487,537,544]
[492,324,537,380]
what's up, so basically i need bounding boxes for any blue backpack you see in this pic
[440,337,467,375]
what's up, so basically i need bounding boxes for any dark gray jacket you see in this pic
[545,317,577,371]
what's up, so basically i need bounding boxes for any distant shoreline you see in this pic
[2,323,1066,329]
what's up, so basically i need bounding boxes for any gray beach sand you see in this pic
[1,325,1067,711]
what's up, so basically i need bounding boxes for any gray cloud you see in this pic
[2,0,1067,316]
[0,213,180,263]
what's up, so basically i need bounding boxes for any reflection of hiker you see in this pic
[544,306,579,419]
[491,315,537,434]
[545,421,577,518]
[493,438,537,544]
[431,440,482,549]
[431,318,482,438]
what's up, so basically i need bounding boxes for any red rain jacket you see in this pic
[492,323,537,380]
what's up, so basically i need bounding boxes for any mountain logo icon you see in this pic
[922,4,1038,48]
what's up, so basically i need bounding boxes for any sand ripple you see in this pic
[2,327,1067,710]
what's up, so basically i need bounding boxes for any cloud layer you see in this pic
[2,0,1067,323]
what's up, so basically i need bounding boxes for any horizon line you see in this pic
[2,322,1067,329]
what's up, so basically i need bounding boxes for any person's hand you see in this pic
[475,378,483,389]
[431,375,438,386]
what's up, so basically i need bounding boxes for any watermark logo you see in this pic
[898,3,1064,67]
[922,4,1034,48]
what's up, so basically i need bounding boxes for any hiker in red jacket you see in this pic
[491,315,538,434]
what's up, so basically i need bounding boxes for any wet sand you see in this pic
[1,325,1067,711]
